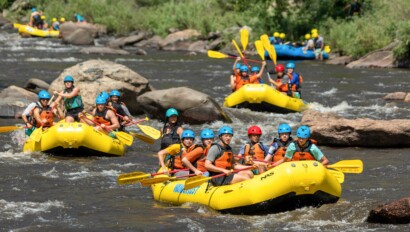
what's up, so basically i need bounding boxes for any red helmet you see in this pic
[247,126,262,135]
[275,64,285,72]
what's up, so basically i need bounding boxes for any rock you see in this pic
[0,14,9,27]
[108,32,146,49]
[405,94,410,102]
[346,41,400,69]
[134,35,162,48]
[367,197,410,224]
[383,92,409,101]
[23,78,50,93]
[0,85,37,118]
[326,56,354,65]
[159,29,201,49]
[62,28,94,46]
[187,40,207,53]
[300,110,410,147]
[49,59,153,113]
[79,47,129,55]
[137,87,232,124]
[134,48,147,56]
[206,38,224,51]
[59,21,106,39]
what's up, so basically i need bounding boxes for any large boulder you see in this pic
[0,85,37,118]
[62,28,94,46]
[49,59,153,114]
[59,21,106,39]
[326,56,354,66]
[383,92,410,102]
[137,87,232,124]
[108,32,146,49]
[300,110,410,147]
[346,41,400,69]
[367,197,410,224]
[159,29,201,50]
[23,78,50,93]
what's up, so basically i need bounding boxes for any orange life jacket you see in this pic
[243,142,266,161]
[211,143,233,170]
[194,143,211,172]
[33,104,54,127]
[235,75,258,91]
[272,137,294,162]
[94,108,111,126]
[171,144,202,170]
[291,140,316,161]
[276,78,297,92]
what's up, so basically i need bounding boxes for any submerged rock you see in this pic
[367,197,410,224]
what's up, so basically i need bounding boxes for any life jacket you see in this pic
[160,124,182,150]
[169,143,202,170]
[94,108,111,126]
[32,13,42,26]
[287,73,303,90]
[315,37,323,49]
[272,137,294,162]
[109,101,127,118]
[243,142,267,161]
[249,73,261,84]
[63,87,83,110]
[210,143,233,171]
[235,76,251,91]
[194,143,211,172]
[275,78,294,92]
[291,140,316,161]
[32,103,54,127]
[52,22,59,30]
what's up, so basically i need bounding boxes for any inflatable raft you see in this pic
[14,23,60,38]
[23,122,128,156]
[223,84,306,113]
[265,44,329,60]
[149,161,341,214]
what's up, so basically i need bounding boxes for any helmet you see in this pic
[278,123,292,134]
[240,65,248,72]
[273,32,280,37]
[32,8,36,13]
[165,108,179,117]
[311,28,318,34]
[218,126,233,136]
[181,129,195,139]
[251,66,260,73]
[95,96,107,105]
[98,91,110,101]
[110,90,121,97]
[41,15,46,20]
[247,126,262,135]
[235,63,241,69]
[200,128,214,139]
[52,18,57,22]
[312,33,318,38]
[286,63,295,69]
[60,17,65,22]
[38,90,51,99]
[296,125,311,139]
[64,75,74,82]
[305,34,311,40]
[280,33,285,39]
[275,64,285,72]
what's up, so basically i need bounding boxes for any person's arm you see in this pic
[205,146,231,175]
[106,110,120,131]
[256,61,267,78]
[232,57,240,72]
[157,149,169,172]
[32,108,42,126]
[182,147,204,175]
[54,87,80,99]
[310,144,329,166]
[176,126,183,139]
[272,143,296,167]
[120,104,132,118]
[230,74,237,91]
[53,103,64,119]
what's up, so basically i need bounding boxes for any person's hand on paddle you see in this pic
[26,122,33,129]
[223,169,232,176]
[194,170,203,176]
[245,156,254,165]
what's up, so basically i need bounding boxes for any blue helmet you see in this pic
[200,128,214,139]
[165,108,179,117]
[38,90,51,99]
[110,90,121,97]
[240,65,248,72]
[278,123,292,134]
[64,75,74,82]
[296,125,311,139]
[95,96,107,105]
[251,66,260,72]
[32,8,36,13]
[181,129,195,139]
[235,63,242,69]
[218,126,234,136]
[98,91,110,101]
[286,63,295,69]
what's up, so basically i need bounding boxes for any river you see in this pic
[0,31,409,231]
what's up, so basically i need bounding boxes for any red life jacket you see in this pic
[94,108,111,126]
[291,140,316,161]
[272,137,294,162]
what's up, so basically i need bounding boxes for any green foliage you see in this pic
[0,0,14,10]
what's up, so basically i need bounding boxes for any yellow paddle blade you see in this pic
[261,34,277,65]
[118,171,146,179]
[137,124,161,140]
[129,132,155,144]
[31,127,43,142]
[184,175,211,190]
[232,39,244,59]
[328,160,363,174]
[140,176,173,186]
[118,173,151,185]
[254,40,265,61]
[328,170,344,183]
[114,131,134,146]
[208,50,229,59]
[240,28,249,52]
[0,125,24,133]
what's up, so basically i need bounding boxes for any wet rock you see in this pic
[367,197,410,224]
[383,92,409,101]
[137,87,232,124]
[346,41,400,69]
[187,40,207,53]
[134,48,147,56]
[134,35,162,48]
[207,38,224,51]
[49,59,153,113]
[300,110,410,147]
[0,85,37,118]
[23,78,50,93]
[108,32,146,49]
[62,28,94,46]
[326,56,354,65]
[79,47,129,55]
[59,21,106,39]
[159,29,201,50]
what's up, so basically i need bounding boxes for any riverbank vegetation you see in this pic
[2,0,409,61]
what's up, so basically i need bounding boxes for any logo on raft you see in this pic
[173,184,199,195]
[260,171,274,181]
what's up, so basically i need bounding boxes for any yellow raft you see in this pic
[23,122,127,156]
[14,23,60,38]
[224,84,307,113]
[150,161,341,214]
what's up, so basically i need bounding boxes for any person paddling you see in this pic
[32,90,64,130]
[237,126,269,174]
[160,108,183,150]
[285,62,302,98]
[231,65,259,92]
[266,123,294,162]
[269,64,292,96]
[250,61,267,84]
[53,75,84,122]
[107,90,132,129]
[230,58,242,92]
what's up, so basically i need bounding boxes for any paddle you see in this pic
[0,125,26,133]
[184,166,254,190]
[116,113,160,140]
[232,39,248,66]
[254,40,265,61]
[261,34,277,65]
[129,131,155,144]
[327,160,363,173]
[117,169,188,185]
[328,169,344,183]
[140,173,196,186]
[207,50,263,63]
[240,28,249,53]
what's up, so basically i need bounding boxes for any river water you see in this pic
[0,31,409,231]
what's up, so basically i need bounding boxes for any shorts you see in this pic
[66,107,84,121]
[210,173,235,186]
[315,49,323,55]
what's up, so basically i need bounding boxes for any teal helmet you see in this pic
[296,125,311,138]
[286,63,295,69]
[110,90,121,97]
[98,91,110,101]
[64,75,74,82]
[181,129,195,139]
[32,8,36,13]
[200,128,214,139]
[95,96,107,105]
[38,90,51,99]
[240,65,248,72]
[236,63,242,69]
[165,108,179,117]
[278,123,292,134]
[251,66,260,72]
[218,126,234,136]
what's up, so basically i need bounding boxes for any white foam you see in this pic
[0,199,64,220]
[41,167,59,178]
[24,57,81,62]
[319,88,338,96]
